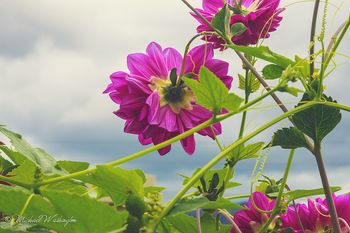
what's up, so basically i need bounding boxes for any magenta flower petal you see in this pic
[193,0,284,48]
[231,192,274,233]
[105,42,233,155]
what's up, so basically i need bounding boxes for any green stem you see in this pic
[258,149,295,233]
[26,87,279,188]
[238,68,250,139]
[324,14,350,72]
[309,0,321,78]
[317,41,326,100]
[225,193,251,200]
[148,103,318,232]
[313,145,341,233]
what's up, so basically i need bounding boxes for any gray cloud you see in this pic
[0,0,350,200]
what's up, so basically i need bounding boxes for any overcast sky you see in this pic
[0,0,349,200]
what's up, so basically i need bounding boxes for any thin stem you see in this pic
[24,86,280,189]
[218,209,242,233]
[238,68,250,139]
[317,41,325,100]
[148,102,319,232]
[324,14,350,72]
[210,126,224,151]
[179,32,215,79]
[313,146,341,233]
[225,194,251,200]
[310,0,321,78]
[258,149,295,233]
[196,208,202,233]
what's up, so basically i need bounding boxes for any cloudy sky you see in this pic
[0,0,349,200]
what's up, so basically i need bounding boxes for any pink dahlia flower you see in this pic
[193,0,284,48]
[308,194,350,231]
[104,42,233,155]
[231,192,276,233]
[280,203,320,233]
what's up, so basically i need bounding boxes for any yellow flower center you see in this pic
[149,77,196,114]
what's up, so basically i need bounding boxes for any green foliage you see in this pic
[226,45,294,68]
[262,64,284,80]
[168,197,241,216]
[269,186,341,202]
[292,94,342,144]
[230,22,247,36]
[125,194,146,219]
[183,67,243,114]
[229,142,265,164]
[43,190,128,233]
[272,127,308,149]
[0,126,62,175]
[238,73,261,94]
[166,214,197,233]
[211,4,230,35]
[7,160,37,185]
[86,165,145,205]
[56,160,89,173]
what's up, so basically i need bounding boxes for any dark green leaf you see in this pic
[292,95,342,143]
[231,22,247,36]
[272,127,308,149]
[212,4,230,35]
[262,64,284,80]
[227,45,294,68]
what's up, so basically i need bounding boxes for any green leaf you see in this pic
[231,22,247,36]
[292,95,342,143]
[0,126,62,175]
[278,86,303,97]
[41,179,88,195]
[272,127,308,149]
[262,64,284,80]
[182,168,230,191]
[169,197,242,216]
[0,185,69,233]
[201,213,232,233]
[43,190,128,233]
[86,165,144,205]
[227,45,294,68]
[269,186,341,202]
[57,160,89,173]
[229,142,265,162]
[7,159,37,185]
[0,146,27,165]
[222,93,244,112]
[167,214,197,233]
[184,67,242,114]
[238,73,260,93]
[144,186,166,195]
[212,4,230,35]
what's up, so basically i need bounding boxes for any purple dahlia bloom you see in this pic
[192,0,284,49]
[231,192,276,233]
[308,194,350,231]
[280,203,320,233]
[104,42,233,155]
